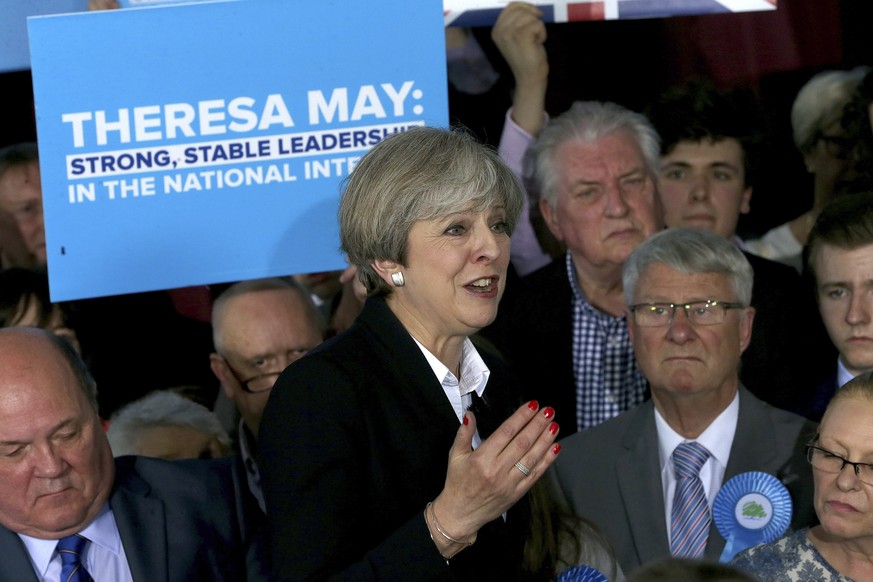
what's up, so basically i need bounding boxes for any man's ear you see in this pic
[209,353,236,400]
[803,151,816,174]
[738,307,756,354]
[740,186,753,215]
[539,198,564,242]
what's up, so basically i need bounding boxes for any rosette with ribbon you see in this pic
[713,471,792,562]
[557,565,609,582]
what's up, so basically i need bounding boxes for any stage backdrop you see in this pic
[28,0,448,301]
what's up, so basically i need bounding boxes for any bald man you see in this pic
[210,278,325,511]
[0,328,266,581]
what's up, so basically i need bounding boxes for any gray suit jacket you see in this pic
[551,387,817,574]
[0,455,268,582]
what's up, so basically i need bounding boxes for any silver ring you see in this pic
[514,460,531,476]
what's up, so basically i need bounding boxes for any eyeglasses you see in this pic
[628,300,744,327]
[222,359,282,394]
[806,444,873,485]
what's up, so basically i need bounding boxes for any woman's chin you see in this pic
[464,312,499,334]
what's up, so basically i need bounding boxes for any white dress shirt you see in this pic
[414,336,489,449]
[655,391,740,544]
[19,503,134,582]
[837,357,855,389]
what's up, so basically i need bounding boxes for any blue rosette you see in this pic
[557,565,609,582]
[713,471,792,562]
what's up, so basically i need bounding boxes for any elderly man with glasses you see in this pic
[550,228,817,574]
[209,278,325,512]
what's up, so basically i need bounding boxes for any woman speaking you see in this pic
[259,127,563,580]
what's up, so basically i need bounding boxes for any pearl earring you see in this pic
[391,272,405,287]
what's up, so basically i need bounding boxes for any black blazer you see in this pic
[0,455,267,582]
[259,296,530,581]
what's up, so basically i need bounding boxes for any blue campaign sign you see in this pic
[28,0,448,301]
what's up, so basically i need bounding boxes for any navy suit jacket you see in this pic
[259,296,531,581]
[0,455,267,582]
[551,387,818,574]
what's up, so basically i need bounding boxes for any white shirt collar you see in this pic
[19,502,122,578]
[837,357,856,388]
[413,337,490,448]
[655,390,740,476]
[413,337,489,404]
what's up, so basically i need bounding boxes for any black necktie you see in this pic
[468,391,497,439]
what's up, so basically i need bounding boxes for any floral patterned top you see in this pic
[730,528,854,581]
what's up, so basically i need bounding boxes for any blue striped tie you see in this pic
[670,441,711,558]
[57,534,94,582]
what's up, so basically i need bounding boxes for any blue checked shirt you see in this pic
[566,252,648,431]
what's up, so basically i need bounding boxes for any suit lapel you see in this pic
[0,527,40,582]
[722,389,779,482]
[111,464,169,582]
[704,387,778,562]
[615,402,670,566]
[359,297,481,434]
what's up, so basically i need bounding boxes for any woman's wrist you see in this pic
[424,500,477,559]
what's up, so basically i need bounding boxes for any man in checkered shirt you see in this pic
[481,3,662,435]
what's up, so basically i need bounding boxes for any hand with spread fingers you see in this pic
[428,400,561,557]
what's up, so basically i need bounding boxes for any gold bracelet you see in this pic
[426,502,474,547]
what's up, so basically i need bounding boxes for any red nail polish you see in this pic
[548,422,559,435]
[552,444,561,455]
[463,414,469,426]
[542,407,555,420]
[527,400,539,412]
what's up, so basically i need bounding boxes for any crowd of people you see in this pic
[2,1,873,580]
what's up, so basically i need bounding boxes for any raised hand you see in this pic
[425,400,561,557]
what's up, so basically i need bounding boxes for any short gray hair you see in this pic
[107,390,231,456]
[533,101,661,209]
[339,126,524,296]
[792,67,870,152]
[211,277,324,353]
[622,228,753,306]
